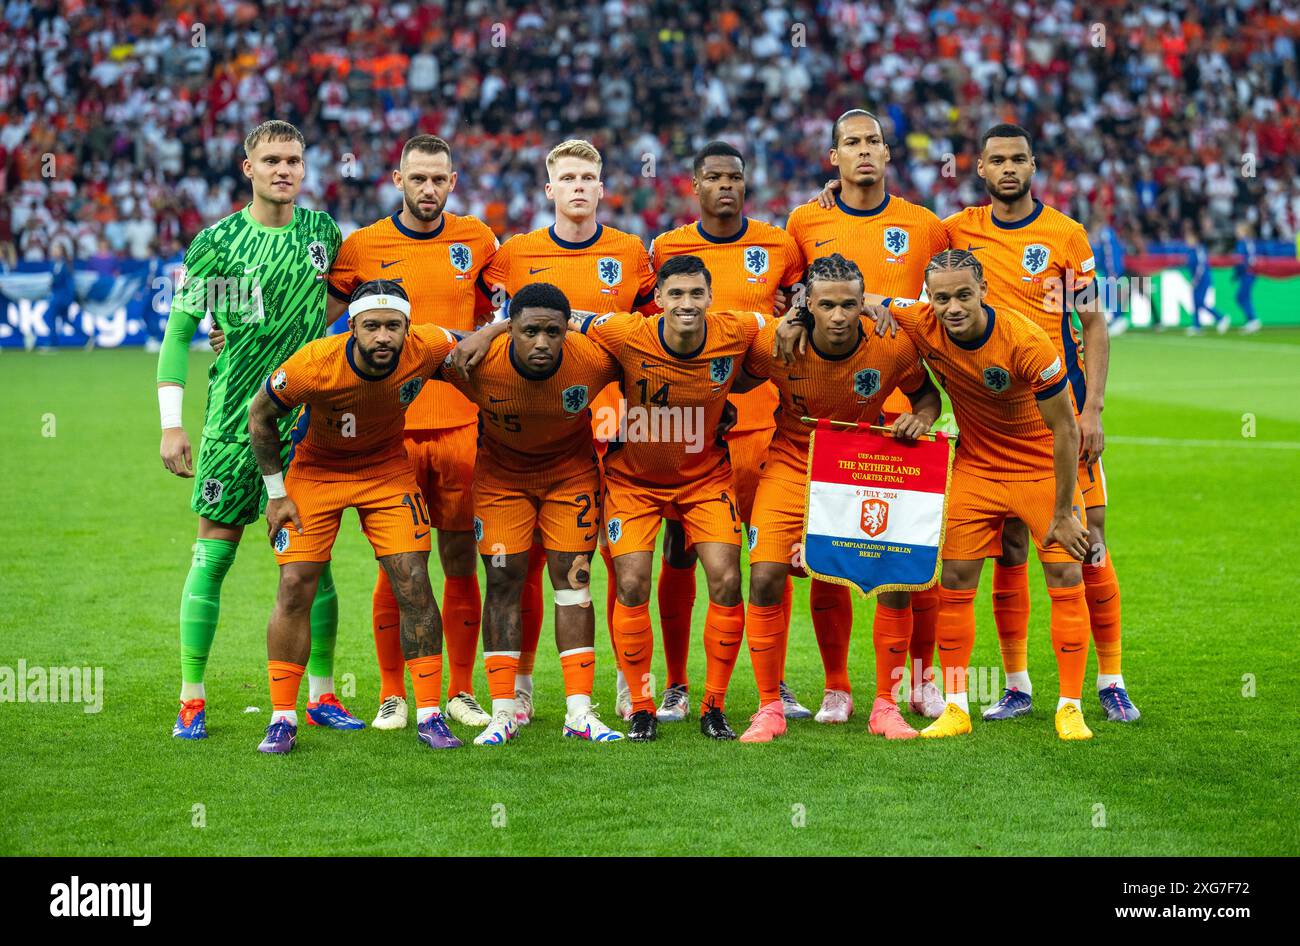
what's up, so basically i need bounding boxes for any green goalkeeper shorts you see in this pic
[191,437,293,527]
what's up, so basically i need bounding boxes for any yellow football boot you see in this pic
[1055,703,1094,741]
[919,703,972,738]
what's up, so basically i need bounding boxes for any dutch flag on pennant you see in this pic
[801,420,953,597]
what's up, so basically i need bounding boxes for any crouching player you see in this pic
[443,282,625,746]
[743,254,941,742]
[247,280,462,754]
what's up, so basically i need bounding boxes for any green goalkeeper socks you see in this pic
[307,562,339,681]
[178,538,239,693]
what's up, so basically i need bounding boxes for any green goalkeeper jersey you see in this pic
[159,204,341,444]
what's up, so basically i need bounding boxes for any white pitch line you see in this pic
[1116,335,1300,356]
[1108,435,1300,451]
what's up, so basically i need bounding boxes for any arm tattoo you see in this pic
[248,390,289,476]
[379,551,441,658]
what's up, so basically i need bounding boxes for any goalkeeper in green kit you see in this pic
[157,121,360,738]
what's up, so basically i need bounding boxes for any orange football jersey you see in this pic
[744,317,927,478]
[581,310,765,486]
[441,331,620,490]
[327,212,498,431]
[943,200,1095,411]
[481,223,656,314]
[885,297,1068,480]
[267,324,456,481]
[650,216,803,433]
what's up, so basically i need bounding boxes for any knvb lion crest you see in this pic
[744,246,769,276]
[449,243,472,273]
[597,257,623,287]
[853,368,881,399]
[860,498,890,538]
[983,366,1012,392]
[606,517,623,544]
[201,478,223,505]
[473,517,484,543]
[398,377,425,404]
[1022,244,1050,275]
[710,356,734,385]
[273,528,291,554]
[883,227,909,256]
[562,384,589,413]
[307,240,329,273]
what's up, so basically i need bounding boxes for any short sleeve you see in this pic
[893,334,927,397]
[778,231,805,288]
[265,346,316,412]
[744,320,776,379]
[928,213,951,257]
[632,246,658,312]
[1064,224,1097,290]
[413,324,456,377]
[886,296,926,334]
[1016,327,1068,400]
[327,232,362,303]
[579,310,639,357]
[480,237,513,299]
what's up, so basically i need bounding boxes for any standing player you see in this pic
[247,281,461,754]
[1233,222,1262,334]
[647,141,809,722]
[944,123,1138,723]
[326,135,498,731]
[1185,222,1229,334]
[740,254,941,743]
[582,255,766,742]
[158,120,350,740]
[479,138,657,723]
[794,109,952,722]
[880,251,1095,741]
[442,283,624,745]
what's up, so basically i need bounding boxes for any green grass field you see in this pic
[2,331,1298,856]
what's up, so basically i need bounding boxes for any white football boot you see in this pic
[562,704,624,742]
[814,689,854,724]
[514,688,534,726]
[447,691,491,727]
[656,684,690,722]
[372,695,408,730]
[473,708,519,747]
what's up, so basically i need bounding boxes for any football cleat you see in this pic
[1098,684,1141,723]
[814,689,853,724]
[738,700,787,743]
[699,705,737,740]
[416,713,463,750]
[1055,703,1094,741]
[306,693,365,730]
[257,718,297,754]
[372,695,408,730]
[920,703,972,738]
[1241,319,1262,335]
[173,698,208,740]
[615,679,634,721]
[656,684,691,722]
[513,688,534,726]
[780,680,813,719]
[909,681,947,719]
[563,705,624,742]
[473,709,518,747]
[627,709,658,741]
[868,697,919,740]
[982,687,1032,721]
[447,692,491,727]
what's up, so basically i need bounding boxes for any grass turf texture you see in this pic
[2,331,1298,856]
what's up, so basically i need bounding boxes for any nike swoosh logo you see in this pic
[814,239,833,247]
[966,244,985,252]
[488,396,508,404]
[272,675,290,682]
[381,259,403,269]
[244,264,263,273]
[377,623,398,631]
[1061,645,1084,653]
[1097,594,1116,604]
[582,531,597,541]
[813,604,836,612]
[993,593,1016,600]
[462,620,477,627]
[750,644,774,653]
[622,647,645,659]
[580,661,594,669]
[789,375,809,381]
[719,639,740,648]
[888,646,906,654]
[414,530,429,540]
[640,361,663,370]
[488,666,510,674]
[529,267,550,275]
[938,644,960,652]
[417,672,436,679]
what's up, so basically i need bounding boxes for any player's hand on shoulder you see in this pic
[890,412,930,441]
[160,427,194,478]
[773,312,809,364]
[773,287,790,317]
[265,497,302,545]
[1078,407,1104,464]
[816,178,841,209]
[449,328,493,379]
[1044,513,1090,562]
[863,303,898,337]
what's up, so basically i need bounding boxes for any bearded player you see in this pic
[326,135,499,732]
[247,281,462,754]
[791,109,952,723]
[740,254,942,743]
[647,140,811,723]
[480,138,657,724]
[944,124,1138,723]
[158,120,349,740]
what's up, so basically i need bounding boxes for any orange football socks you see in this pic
[1048,583,1090,700]
[371,570,406,699]
[484,652,519,704]
[872,604,912,701]
[908,585,939,693]
[407,655,443,711]
[559,647,596,699]
[936,587,978,707]
[701,601,744,713]
[657,562,696,687]
[1084,552,1123,678]
[442,574,481,698]
[809,579,852,692]
[992,562,1030,677]
[612,601,655,713]
[268,660,304,719]
[745,602,787,706]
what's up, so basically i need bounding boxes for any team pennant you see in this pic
[801,419,953,597]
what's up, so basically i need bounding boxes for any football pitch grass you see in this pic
[2,331,1298,857]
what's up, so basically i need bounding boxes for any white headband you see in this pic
[349,294,412,318]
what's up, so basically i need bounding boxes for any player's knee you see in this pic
[705,568,742,607]
[615,571,650,607]
[277,568,319,612]
[1042,562,1083,588]
[661,522,697,569]
[879,590,910,610]
[438,530,479,577]
[749,565,786,606]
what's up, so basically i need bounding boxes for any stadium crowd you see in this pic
[1,0,1297,264]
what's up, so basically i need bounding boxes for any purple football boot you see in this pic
[257,718,298,754]
[417,713,463,749]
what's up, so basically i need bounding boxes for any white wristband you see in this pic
[159,385,184,429]
[263,472,287,500]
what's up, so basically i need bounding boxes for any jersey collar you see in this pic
[808,322,866,361]
[948,304,997,350]
[658,316,708,360]
[240,203,298,233]
[346,336,400,381]
[991,199,1044,230]
[509,341,564,381]
[391,212,446,240]
[833,192,890,217]
[548,223,603,250]
[695,217,749,244]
